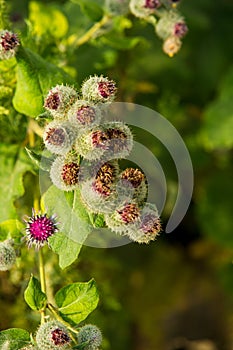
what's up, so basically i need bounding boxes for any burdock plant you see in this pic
[0,0,193,347]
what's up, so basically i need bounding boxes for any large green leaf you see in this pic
[24,276,47,311]
[13,46,74,117]
[42,186,91,268]
[0,145,35,222]
[55,279,99,325]
[29,1,68,38]
[0,328,30,350]
[196,170,233,247]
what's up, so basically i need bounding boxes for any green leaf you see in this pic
[29,1,69,38]
[48,232,83,269]
[88,213,106,228]
[0,220,24,243]
[42,186,91,268]
[72,0,103,22]
[196,170,233,247]
[13,46,74,117]
[0,328,30,350]
[35,111,53,121]
[55,279,99,325]
[0,145,35,222]
[25,147,53,172]
[24,276,47,311]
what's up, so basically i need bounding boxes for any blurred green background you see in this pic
[0,0,233,349]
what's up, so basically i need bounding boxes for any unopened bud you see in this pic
[0,240,16,271]
[77,324,102,350]
[43,121,77,155]
[129,0,161,19]
[156,10,185,40]
[50,155,80,191]
[163,35,182,57]
[44,85,78,119]
[68,100,102,129]
[35,320,71,350]
[81,75,117,103]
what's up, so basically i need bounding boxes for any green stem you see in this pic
[76,14,111,47]
[39,248,46,324]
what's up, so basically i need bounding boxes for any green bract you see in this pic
[67,100,102,129]
[50,156,80,191]
[0,240,16,271]
[35,320,71,350]
[44,85,78,120]
[81,75,117,103]
[155,10,184,40]
[77,325,102,350]
[43,121,77,155]
[0,329,30,350]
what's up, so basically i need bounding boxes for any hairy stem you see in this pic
[29,119,44,138]
[39,248,47,324]
[76,14,111,47]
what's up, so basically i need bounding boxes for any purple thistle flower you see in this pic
[61,162,80,186]
[91,162,116,197]
[144,0,161,9]
[25,211,58,249]
[68,100,102,129]
[43,121,76,155]
[121,168,145,188]
[45,127,66,146]
[81,75,117,103]
[91,130,109,149]
[102,122,133,158]
[98,80,116,99]
[43,85,78,119]
[51,328,71,346]
[44,92,60,110]
[117,203,140,224]
[140,213,161,234]
[36,320,71,349]
[0,30,20,60]
[92,179,111,197]
[0,31,19,51]
[76,106,96,125]
[174,22,188,38]
[106,128,128,153]
[95,162,117,184]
